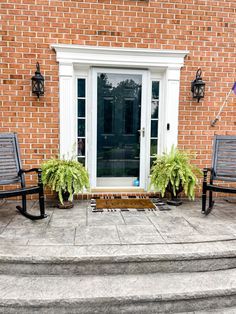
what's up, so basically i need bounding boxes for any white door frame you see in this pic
[90,67,149,189]
[51,44,188,191]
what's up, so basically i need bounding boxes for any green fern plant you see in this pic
[150,146,202,200]
[41,158,89,205]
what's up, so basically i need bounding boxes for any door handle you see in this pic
[138,127,145,137]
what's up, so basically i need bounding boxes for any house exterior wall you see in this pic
[1,0,236,190]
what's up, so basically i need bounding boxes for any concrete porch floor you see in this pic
[0,198,235,246]
[0,198,236,313]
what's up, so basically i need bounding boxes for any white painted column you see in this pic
[59,63,76,159]
[164,67,181,152]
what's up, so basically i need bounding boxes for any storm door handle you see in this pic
[138,127,145,137]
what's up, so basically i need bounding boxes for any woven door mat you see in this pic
[97,198,155,209]
[91,198,171,212]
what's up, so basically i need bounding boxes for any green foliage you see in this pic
[150,146,202,200]
[41,159,90,205]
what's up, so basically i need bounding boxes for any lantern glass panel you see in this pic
[39,81,44,94]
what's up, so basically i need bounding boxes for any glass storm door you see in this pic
[96,71,144,187]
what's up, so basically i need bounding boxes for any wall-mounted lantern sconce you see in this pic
[31,62,44,98]
[191,69,205,102]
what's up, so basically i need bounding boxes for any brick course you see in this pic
[1,0,236,195]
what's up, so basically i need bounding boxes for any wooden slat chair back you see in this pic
[212,137,236,181]
[0,134,22,185]
[202,135,236,215]
[0,133,47,220]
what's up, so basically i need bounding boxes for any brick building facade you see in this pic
[1,0,236,193]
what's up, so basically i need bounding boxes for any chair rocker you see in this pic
[202,135,236,215]
[0,133,47,220]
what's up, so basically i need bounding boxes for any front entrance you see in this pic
[94,69,148,188]
[54,44,187,191]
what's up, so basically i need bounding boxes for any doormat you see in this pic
[91,198,171,212]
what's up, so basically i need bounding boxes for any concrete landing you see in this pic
[0,199,235,246]
[0,199,235,313]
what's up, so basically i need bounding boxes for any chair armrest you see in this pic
[203,167,214,184]
[19,168,43,186]
[203,168,212,173]
[19,168,42,174]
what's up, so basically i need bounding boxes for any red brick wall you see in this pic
[1,0,236,190]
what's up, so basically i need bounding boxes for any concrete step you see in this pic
[0,269,235,313]
[0,240,236,275]
[192,308,236,314]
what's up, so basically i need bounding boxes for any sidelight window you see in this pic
[150,81,159,168]
[77,78,86,166]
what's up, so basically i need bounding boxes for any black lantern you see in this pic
[31,62,44,98]
[191,69,205,102]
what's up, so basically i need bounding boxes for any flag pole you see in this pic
[211,82,236,127]
[210,89,232,127]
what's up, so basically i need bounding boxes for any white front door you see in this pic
[91,68,149,188]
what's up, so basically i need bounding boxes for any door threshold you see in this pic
[91,187,145,193]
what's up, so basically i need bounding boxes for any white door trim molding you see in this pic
[52,44,188,70]
[51,44,188,189]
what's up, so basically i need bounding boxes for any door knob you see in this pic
[138,127,145,137]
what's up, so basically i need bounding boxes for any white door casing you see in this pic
[51,45,188,190]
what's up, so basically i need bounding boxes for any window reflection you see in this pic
[77,138,85,156]
[124,99,134,134]
[78,99,85,117]
[150,81,159,170]
[77,78,86,166]
[104,98,113,134]
[97,73,142,177]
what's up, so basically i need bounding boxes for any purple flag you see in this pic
[232,82,236,95]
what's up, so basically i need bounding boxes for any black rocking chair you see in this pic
[0,133,47,220]
[202,135,236,215]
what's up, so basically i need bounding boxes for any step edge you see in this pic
[0,288,236,306]
[0,250,236,264]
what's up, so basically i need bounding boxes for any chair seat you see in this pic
[0,186,40,198]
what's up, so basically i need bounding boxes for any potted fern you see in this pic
[150,146,202,205]
[41,158,89,208]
